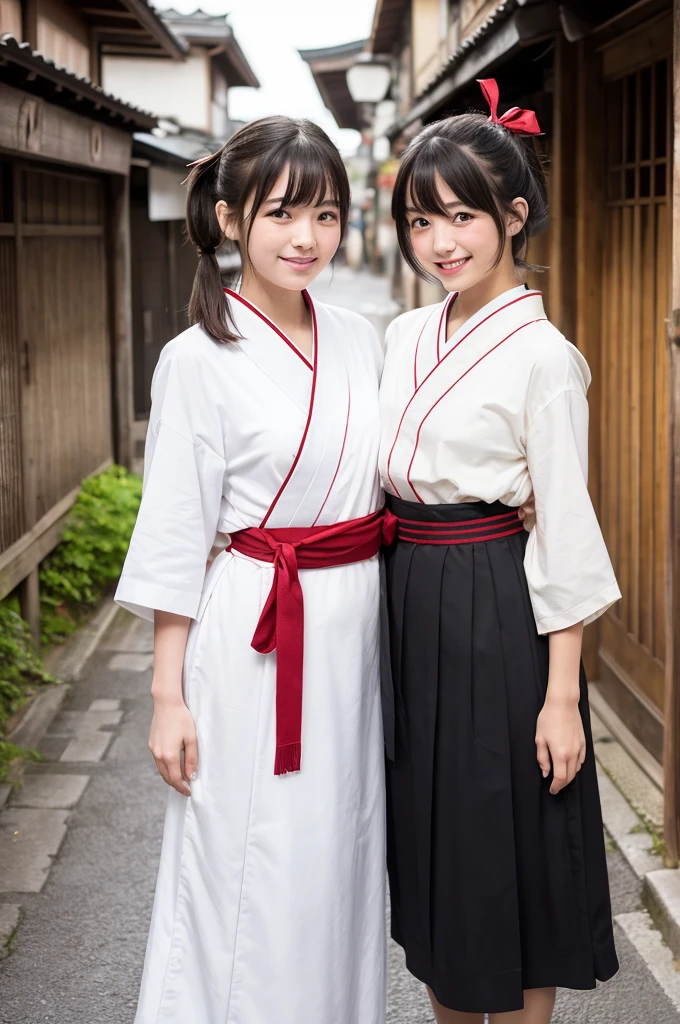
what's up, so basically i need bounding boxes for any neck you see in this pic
[239,268,309,329]
[452,259,522,324]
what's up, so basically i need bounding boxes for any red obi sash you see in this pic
[228,509,396,775]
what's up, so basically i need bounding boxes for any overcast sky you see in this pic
[155,0,376,153]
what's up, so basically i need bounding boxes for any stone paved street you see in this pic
[1,270,679,1022]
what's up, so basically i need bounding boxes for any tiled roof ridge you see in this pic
[0,33,157,122]
[415,0,518,101]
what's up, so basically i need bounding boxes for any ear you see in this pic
[507,197,529,237]
[216,200,238,242]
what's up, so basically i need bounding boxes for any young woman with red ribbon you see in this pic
[379,79,620,1023]
[115,116,389,1024]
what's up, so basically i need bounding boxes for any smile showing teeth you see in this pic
[438,257,469,269]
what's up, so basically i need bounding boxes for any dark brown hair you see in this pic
[185,115,350,342]
[392,112,548,283]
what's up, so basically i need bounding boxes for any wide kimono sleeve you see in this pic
[523,385,621,635]
[115,340,226,622]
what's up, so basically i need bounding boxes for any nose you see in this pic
[431,223,457,256]
[291,218,316,250]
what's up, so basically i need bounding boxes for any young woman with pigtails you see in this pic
[379,80,620,1023]
[116,116,390,1024]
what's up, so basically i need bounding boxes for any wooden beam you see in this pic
[106,173,134,468]
[81,7,139,17]
[98,27,153,36]
[0,458,112,601]
[0,83,132,175]
[18,568,40,645]
[22,0,38,49]
[663,1,680,864]
[549,33,578,341]
[574,37,605,680]
[21,224,104,236]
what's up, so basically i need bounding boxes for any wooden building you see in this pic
[0,0,183,641]
[102,8,259,451]
[367,0,680,858]
[299,38,366,133]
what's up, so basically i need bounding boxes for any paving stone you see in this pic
[50,709,123,735]
[60,733,113,763]
[88,699,121,712]
[108,653,154,672]
[616,911,680,1012]
[597,768,659,879]
[9,775,89,810]
[0,784,11,810]
[0,904,21,955]
[36,736,70,762]
[100,615,153,654]
[592,712,664,832]
[645,868,680,959]
[0,808,69,892]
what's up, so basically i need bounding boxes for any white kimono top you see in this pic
[379,284,621,635]
[116,291,384,622]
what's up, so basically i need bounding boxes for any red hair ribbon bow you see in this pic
[477,78,541,136]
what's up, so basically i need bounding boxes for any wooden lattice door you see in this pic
[598,43,672,759]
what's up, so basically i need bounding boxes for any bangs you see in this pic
[400,136,499,218]
[279,146,341,208]
[245,135,349,232]
[393,132,507,282]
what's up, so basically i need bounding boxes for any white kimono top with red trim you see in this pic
[379,284,621,635]
[115,291,385,1024]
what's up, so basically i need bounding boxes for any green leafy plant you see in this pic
[0,740,41,783]
[39,465,142,644]
[0,603,55,731]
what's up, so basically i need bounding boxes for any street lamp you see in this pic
[346,53,392,274]
[346,53,391,105]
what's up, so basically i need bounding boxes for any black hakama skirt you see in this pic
[383,496,619,1014]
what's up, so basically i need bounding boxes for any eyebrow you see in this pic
[405,200,465,213]
[263,197,340,208]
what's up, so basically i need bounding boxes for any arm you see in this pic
[535,622,586,795]
[523,376,619,794]
[115,345,226,795]
[148,611,197,797]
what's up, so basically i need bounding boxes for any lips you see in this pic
[435,256,471,274]
[280,256,317,268]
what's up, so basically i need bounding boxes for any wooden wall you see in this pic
[130,165,197,418]
[0,159,23,552]
[19,166,112,522]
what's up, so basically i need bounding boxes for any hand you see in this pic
[148,695,198,797]
[518,495,536,530]
[535,698,586,795]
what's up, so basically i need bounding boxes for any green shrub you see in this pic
[0,740,41,783]
[0,464,141,738]
[0,603,55,731]
[39,465,142,644]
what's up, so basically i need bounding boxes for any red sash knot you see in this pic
[228,508,396,775]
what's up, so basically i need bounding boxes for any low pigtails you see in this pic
[185,149,241,343]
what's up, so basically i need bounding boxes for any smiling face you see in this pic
[406,172,527,294]
[218,165,342,292]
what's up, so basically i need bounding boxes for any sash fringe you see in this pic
[275,742,302,776]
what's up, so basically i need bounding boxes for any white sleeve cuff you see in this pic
[533,580,622,635]
[114,578,201,622]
